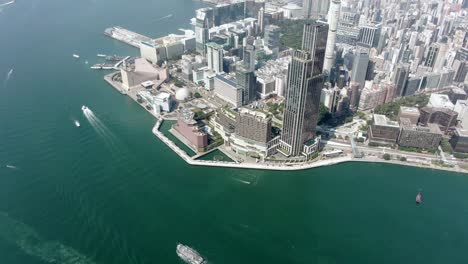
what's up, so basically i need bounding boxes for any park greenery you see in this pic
[440,138,453,153]
[278,19,311,49]
[172,76,185,88]
[374,94,429,120]
[383,153,391,160]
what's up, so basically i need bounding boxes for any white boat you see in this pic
[74,120,80,127]
[97,54,106,57]
[176,244,205,264]
[81,105,88,111]
[73,54,80,59]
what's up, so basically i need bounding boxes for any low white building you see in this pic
[137,91,173,113]
[454,100,468,129]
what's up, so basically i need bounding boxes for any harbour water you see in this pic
[1,0,468,263]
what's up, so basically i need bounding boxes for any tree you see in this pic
[400,157,407,162]
[318,103,332,125]
[383,153,391,160]
[194,92,202,98]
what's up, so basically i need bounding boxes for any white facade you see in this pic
[454,100,468,129]
[323,0,341,74]
[206,42,224,73]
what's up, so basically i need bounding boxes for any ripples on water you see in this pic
[0,212,97,264]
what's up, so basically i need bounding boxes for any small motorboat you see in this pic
[73,54,80,59]
[416,192,422,204]
[81,105,88,111]
[74,120,80,127]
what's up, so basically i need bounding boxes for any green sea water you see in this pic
[1,1,468,263]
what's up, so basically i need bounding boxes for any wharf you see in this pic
[104,26,152,48]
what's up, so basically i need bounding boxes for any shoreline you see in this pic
[104,73,468,175]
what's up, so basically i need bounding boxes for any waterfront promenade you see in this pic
[104,73,468,174]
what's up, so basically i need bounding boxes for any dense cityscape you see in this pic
[102,0,468,172]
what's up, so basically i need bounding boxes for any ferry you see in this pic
[73,54,80,59]
[176,244,205,264]
[97,54,106,57]
[416,192,422,204]
[81,105,88,112]
[74,120,80,127]
[91,64,103,70]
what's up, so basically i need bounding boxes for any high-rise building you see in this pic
[358,23,382,48]
[350,48,369,89]
[301,22,328,73]
[393,63,410,98]
[206,42,224,73]
[257,7,265,34]
[303,0,331,19]
[243,36,256,71]
[195,8,212,55]
[280,50,325,156]
[280,23,327,157]
[236,65,257,105]
[323,0,341,74]
[264,25,281,49]
[235,108,272,143]
[424,43,440,68]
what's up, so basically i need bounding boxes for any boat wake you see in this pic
[0,211,98,264]
[3,68,13,87]
[154,14,173,22]
[0,0,15,8]
[5,164,19,170]
[82,106,121,152]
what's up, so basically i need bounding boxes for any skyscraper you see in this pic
[206,42,224,73]
[243,36,256,71]
[393,63,410,98]
[350,48,370,89]
[264,25,281,49]
[195,8,213,55]
[323,0,341,74]
[301,22,328,72]
[280,23,327,157]
[236,65,257,105]
[303,0,330,19]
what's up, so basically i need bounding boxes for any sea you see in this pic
[1,0,468,263]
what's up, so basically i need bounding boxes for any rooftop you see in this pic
[400,106,420,114]
[373,114,400,128]
[428,93,454,110]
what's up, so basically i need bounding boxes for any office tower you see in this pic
[280,23,327,157]
[349,82,361,110]
[245,0,265,18]
[424,43,440,68]
[302,22,328,70]
[304,0,331,19]
[264,25,281,49]
[243,36,256,71]
[358,23,382,48]
[236,65,257,105]
[323,0,341,74]
[280,50,325,156]
[350,49,369,89]
[206,42,224,73]
[195,8,212,55]
[303,0,312,19]
[393,63,410,98]
[257,7,265,34]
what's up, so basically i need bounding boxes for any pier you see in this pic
[104,26,152,48]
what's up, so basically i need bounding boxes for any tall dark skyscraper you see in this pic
[301,22,328,73]
[393,63,410,98]
[280,22,327,157]
[236,65,257,105]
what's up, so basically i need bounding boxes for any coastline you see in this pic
[104,72,468,175]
